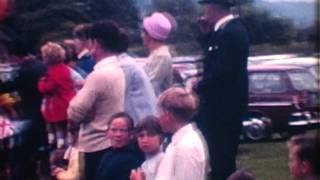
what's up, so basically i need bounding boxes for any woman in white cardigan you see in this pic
[67,20,127,180]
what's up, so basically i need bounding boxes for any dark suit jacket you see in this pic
[0,58,46,120]
[95,144,144,180]
[197,18,249,126]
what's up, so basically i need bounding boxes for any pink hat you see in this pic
[143,12,172,41]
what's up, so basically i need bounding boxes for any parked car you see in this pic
[166,55,320,141]
[0,63,19,83]
[243,64,319,141]
[259,57,320,83]
[172,55,201,86]
[248,54,298,64]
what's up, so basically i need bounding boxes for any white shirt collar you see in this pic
[214,14,237,32]
[77,49,90,59]
[94,55,118,70]
[171,123,194,145]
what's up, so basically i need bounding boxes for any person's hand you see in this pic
[130,168,145,180]
[51,167,64,176]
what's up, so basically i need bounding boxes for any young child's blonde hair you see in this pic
[41,42,66,64]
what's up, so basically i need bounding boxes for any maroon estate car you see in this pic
[243,64,320,141]
[173,57,319,141]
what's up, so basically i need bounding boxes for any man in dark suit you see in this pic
[195,0,249,179]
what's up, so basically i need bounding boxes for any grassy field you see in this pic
[236,130,319,180]
[237,140,290,180]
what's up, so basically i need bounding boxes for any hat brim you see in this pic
[198,0,234,6]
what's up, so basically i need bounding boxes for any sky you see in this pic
[257,0,316,28]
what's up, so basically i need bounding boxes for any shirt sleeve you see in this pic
[69,67,84,82]
[67,72,101,123]
[38,76,58,94]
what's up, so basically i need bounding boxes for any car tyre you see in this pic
[243,122,265,142]
[243,116,272,142]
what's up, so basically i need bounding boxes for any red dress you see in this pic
[38,63,76,123]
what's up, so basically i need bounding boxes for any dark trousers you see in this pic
[84,148,108,180]
[10,116,50,180]
[197,115,242,180]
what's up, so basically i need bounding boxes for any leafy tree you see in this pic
[1,0,139,55]
[0,0,309,55]
[153,0,199,43]
[239,3,295,44]
[89,0,140,41]
[2,0,90,54]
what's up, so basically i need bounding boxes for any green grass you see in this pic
[237,141,290,180]
[236,130,319,180]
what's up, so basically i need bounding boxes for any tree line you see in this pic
[0,0,317,56]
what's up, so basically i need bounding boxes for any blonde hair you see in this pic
[41,42,66,64]
[158,87,198,122]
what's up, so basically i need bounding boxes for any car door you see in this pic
[248,71,295,132]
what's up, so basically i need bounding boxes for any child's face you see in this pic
[108,117,131,149]
[288,145,307,178]
[137,130,161,155]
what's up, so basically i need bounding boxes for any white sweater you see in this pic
[67,56,125,152]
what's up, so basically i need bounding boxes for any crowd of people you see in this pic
[0,0,319,180]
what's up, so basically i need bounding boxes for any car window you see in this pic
[249,72,286,93]
[288,71,317,91]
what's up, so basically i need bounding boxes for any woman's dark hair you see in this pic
[72,23,92,40]
[135,116,163,136]
[59,42,78,64]
[108,112,134,131]
[89,20,129,53]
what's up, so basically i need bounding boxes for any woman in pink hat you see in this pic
[141,12,174,96]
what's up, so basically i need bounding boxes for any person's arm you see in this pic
[130,67,157,119]
[54,148,81,180]
[67,72,100,123]
[38,67,58,94]
[69,67,85,89]
[38,76,58,94]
